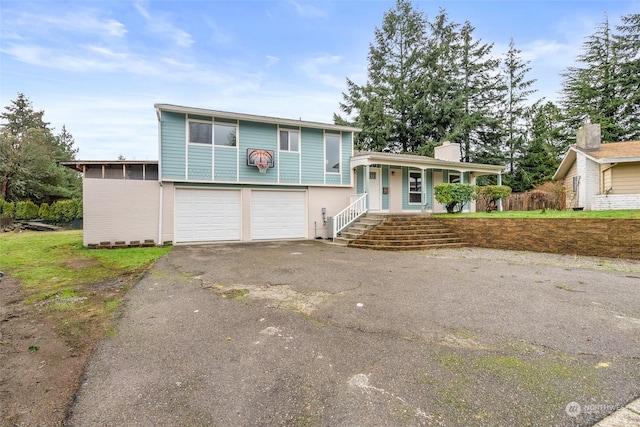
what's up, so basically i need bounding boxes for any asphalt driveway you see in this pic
[66,242,640,426]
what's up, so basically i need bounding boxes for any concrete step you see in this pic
[348,216,465,251]
[350,242,466,251]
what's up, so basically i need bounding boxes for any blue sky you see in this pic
[1,0,638,160]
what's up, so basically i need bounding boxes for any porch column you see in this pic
[497,173,503,212]
[365,164,370,211]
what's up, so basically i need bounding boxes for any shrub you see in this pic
[50,200,79,223]
[0,199,15,218]
[15,201,40,220]
[38,203,51,220]
[477,185,512,212]
[435,183,478,214]
[534,181,565,210]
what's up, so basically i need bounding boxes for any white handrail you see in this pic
[333,193,368,238]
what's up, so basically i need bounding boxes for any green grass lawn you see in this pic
[0,230,171,341]
[436,209,640,219]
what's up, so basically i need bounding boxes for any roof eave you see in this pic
[154,103,361,133]
[351,153,503,174]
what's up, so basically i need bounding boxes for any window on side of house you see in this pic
[572,175,579,192]
[279,130,300,152]
[409,171,422,204]
[189,121,212,144]
[214,123,237,147]
[325,134,341,173]
[449,173,460,183]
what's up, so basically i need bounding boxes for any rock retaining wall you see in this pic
[436,218,640,260]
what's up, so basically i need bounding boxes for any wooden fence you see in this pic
[476,190,566,212]
[0,217,14,229]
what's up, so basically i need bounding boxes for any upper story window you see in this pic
[188,120,237,147]
[189,121,212,144]
[409,171,422,204]
[279,129,299,152]
[214,123,237,147]
[325,134,341,173]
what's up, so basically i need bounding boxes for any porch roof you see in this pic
[351,151,504,176]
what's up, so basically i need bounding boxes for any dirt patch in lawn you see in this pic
[0,273,130,427]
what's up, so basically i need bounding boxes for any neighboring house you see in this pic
[63,104,503,247]
[554,124,640,210]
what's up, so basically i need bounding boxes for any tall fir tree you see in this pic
[614,13,640,140]
[453,21,503,162]
[560,15,626,143]
[499,39,537,188]
[336,0,428,153]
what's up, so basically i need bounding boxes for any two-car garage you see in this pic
[175,188,307,243]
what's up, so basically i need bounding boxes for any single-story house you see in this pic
[63,104,503,247]
[554,123,640,210]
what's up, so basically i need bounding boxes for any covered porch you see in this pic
[330,147,503,239]
[351,150,504,214]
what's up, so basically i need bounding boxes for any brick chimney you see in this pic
[434,141,461,161]
[576,123,601,151]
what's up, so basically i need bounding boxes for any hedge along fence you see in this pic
[0,199,83,223]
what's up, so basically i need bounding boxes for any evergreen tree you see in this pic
[453,21,503,162]
[512,102,565,191]
[615,13,640,140]
[500,39,537,185]
[560,15,626,143]
[0,94,81,203]
[336,0,429,152]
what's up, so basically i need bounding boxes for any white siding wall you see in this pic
[83,179,160,247]
[308,187,354,239]
[576,155,600,210]
[592,194,640,210]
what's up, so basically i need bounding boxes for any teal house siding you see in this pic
[381,165,389,210]
[160,111,186,179]
[356,166,364,194]
[156,105,359,187]
[325,175,341,185]
[238,121,277,183]
[402,167,422,211]
[188,145,212,180]
[301,128,324,184]
[341,133,352,185]
[279,152,300,183]
[213,147,237,181]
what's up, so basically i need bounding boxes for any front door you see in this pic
[368,168,382,211]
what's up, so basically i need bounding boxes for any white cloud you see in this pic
[298,54,345,88]
[289,1,328,19]
[15,9,127,38]
[265,55,280,67]
[135,3,194,48]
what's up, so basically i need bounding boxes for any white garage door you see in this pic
[251,191,306,240]
[176,189,240,243]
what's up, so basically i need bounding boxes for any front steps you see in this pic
[332,214,386,246]
[349,215,466,251]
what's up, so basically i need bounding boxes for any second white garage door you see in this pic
[251,191,306,240]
